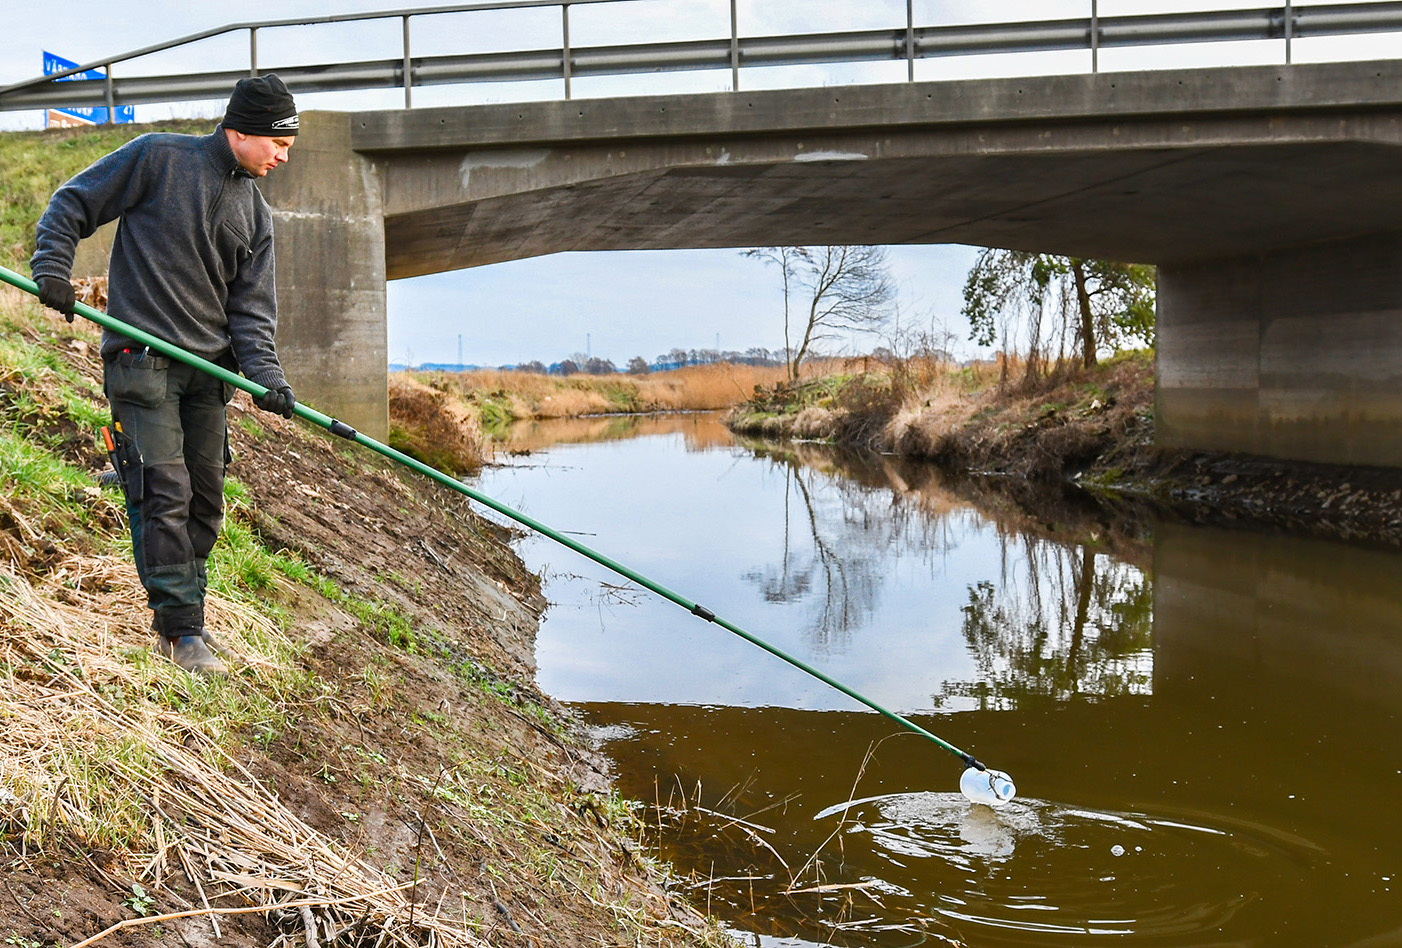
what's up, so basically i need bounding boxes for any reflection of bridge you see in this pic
[268,58,1402,463]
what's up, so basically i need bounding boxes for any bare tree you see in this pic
[744,245,895,381]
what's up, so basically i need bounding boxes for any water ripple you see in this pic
[812,792,1325,940]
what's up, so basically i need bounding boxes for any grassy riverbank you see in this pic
[0,124,725,947]
[728,351,1155,479]
[402,362,792,433]
[727,350,1402,547]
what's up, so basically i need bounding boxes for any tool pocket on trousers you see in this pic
[105,355,168,409]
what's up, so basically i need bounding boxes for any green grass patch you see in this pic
[1,121,211,270]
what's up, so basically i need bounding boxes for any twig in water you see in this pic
[689,803,776,835]
[785,880,879,895]
[787,737,894,891]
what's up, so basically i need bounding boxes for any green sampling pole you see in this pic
[1,264,989,771]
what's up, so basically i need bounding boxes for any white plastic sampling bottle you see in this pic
[960,767,1017,807]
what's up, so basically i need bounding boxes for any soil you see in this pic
[0,313,718,948]
[728,354,1402,550]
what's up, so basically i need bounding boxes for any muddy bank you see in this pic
[727,354,1402,549]
[0,305,720,948]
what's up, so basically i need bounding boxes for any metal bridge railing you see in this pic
[3,0,1401,121]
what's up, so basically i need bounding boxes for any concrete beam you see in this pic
[259,111,388,441]
[1157,232,1402,466]
[349,60,1402,278]
[353,59,1402,152]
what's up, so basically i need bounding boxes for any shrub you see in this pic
[387,375,487,476]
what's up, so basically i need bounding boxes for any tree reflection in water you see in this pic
[735,438,1153,706]
[740,441,988,657]
[942,541,1153,710]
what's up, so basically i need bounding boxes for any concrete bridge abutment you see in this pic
[260,112,388,441]
[1157,233,1402,467]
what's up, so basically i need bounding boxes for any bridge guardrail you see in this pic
[2,1,1401,120]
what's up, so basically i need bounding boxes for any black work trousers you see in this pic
[104,350,229,634]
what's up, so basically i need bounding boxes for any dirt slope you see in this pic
[0,306,720,948]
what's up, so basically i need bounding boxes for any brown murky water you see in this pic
[474,414,1402,947]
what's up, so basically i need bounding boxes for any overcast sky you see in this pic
[4,1,1397,367]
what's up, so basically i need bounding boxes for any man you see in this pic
[30,74,302,676]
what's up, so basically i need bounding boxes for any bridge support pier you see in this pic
[261,112,388,441]
[1156,232,1402,468]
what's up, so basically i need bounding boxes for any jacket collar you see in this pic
[205,124,257,179]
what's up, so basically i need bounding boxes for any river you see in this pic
[471,412,1402,948]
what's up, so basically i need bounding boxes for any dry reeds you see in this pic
[0,553,483,946]
[438,362,794,420]
[388,374,489,476]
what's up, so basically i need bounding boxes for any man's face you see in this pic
[226,129,295,177]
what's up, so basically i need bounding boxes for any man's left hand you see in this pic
[254,385,296,419]
[36,275,76,321]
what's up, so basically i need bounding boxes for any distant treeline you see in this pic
[395,347,788,375]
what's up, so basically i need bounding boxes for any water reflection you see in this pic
[492,411,734,453]
[740,451,915,655]
[476,416,1402,947]
[480,415,1133,711]
[944,546,1153,711]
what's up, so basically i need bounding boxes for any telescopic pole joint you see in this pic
[328,419,357,440]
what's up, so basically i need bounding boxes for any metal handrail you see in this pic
[3,1,1401,120]
[0,0,639,95]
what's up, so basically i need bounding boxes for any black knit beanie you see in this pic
[223,74,299,136]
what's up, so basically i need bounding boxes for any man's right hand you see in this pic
[36,275,76,322]
[254,385,296,419]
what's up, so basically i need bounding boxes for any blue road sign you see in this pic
[44,51,135,125]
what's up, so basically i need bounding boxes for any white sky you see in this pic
[3,1,1398,366]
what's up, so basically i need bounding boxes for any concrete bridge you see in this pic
[259,56,1402,465]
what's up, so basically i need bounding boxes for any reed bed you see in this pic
[0,553,481,947]
[430,362,797,420]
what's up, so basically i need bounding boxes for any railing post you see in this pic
[906,0,915,82]
[730,0,740,91]
[1090,0,1099,73]
[250,27,259,77]
[402,14,413,108]
[1284,0,1293,64]
[104,65,115,125]
[562,2,572,100]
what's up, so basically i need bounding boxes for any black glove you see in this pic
[254,385,295,419]
[36,275,76,322]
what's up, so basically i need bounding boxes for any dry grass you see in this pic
[628,363,793,412]
[388,374,489,475]
[0,552,482,947]
[425,362,797,422]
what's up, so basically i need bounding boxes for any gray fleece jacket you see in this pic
[30,125,288,392]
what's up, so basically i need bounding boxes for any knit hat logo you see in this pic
[223,74,299,137]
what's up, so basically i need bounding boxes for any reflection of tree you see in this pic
[740,446,962,655]
[742,462,876,653]
[938,541,1153,710]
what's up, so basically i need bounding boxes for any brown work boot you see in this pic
[157,634,228,677]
